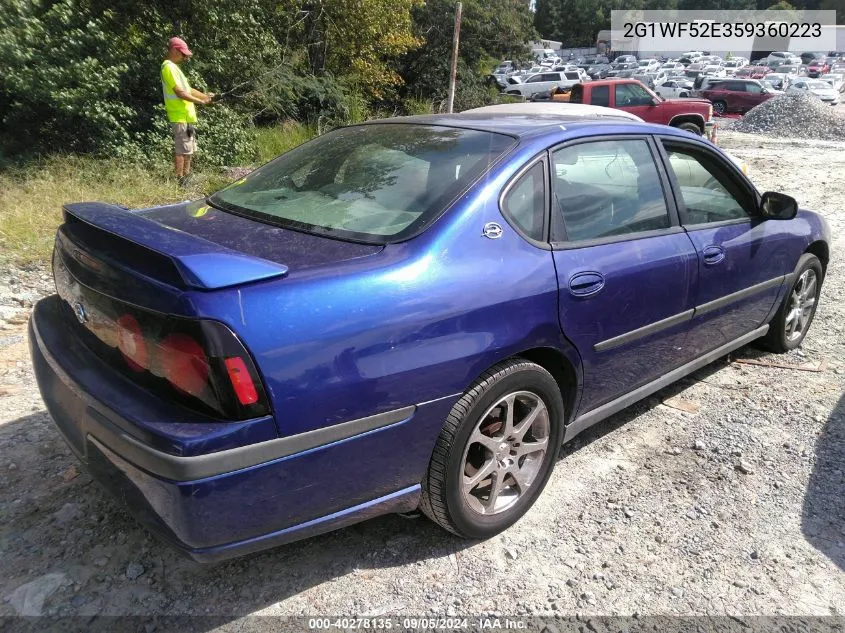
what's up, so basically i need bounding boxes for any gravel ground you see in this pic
[0,131,843,627]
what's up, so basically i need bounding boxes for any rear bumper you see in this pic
[30,296,455,562]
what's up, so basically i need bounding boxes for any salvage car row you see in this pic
[490,51,845,104]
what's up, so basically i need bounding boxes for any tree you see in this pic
[401,0,537,106]
[819,0,843,24]
[275,0,424,99]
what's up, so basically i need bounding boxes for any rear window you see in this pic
[209,124,515,244]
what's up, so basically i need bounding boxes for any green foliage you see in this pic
[194,105,256,168]
[0,0,137,156]
[534,0,773,46]
[254,121,319,164]
[276,0,424,100]
[677,0,755,8]
[451,71,505,112]
[402,98,437,115]
[246,70,369,126]
[0,0,420,164]
[401,0,537,104]
[0,155,226,263]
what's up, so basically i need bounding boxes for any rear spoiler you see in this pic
[62,202,288,290]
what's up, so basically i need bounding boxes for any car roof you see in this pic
[461,103,643,122]
[356,108,700,143]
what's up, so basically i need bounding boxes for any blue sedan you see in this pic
[30,107,830,561]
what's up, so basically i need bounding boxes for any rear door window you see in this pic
[552,139,670,242]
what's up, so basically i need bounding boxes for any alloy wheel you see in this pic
[460,391,550,515]
[785,269,817,342]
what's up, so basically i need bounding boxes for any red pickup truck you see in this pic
[568,79,715,137]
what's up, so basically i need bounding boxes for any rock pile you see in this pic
[732,92,845,141]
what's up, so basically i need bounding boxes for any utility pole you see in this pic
[446,2,463,114]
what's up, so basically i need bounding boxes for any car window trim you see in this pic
[497,153,552,250]
[682,216,757,232]
[653,134,761,226]
[551,225,687,251]
[547,134,681,249]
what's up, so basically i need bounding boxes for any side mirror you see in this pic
[760,191,798,220]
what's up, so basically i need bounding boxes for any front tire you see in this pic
[677,121,703,135]
[420,359,564,539]
[712,100,727,115]
[762,254,823,352]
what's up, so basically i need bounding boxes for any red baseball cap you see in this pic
[168,37,192,57]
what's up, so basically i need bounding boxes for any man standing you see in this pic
[161,37,214,186]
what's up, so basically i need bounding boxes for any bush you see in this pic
[248,70,370,127]
[192,105,256,168]
[402,98,436,115]
[0,0,140,158]
[452,78,502,113]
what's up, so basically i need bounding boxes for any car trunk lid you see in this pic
[139,199,384,272]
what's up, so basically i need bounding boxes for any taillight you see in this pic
[117,314,148,372]
[225,357,259,405]
[86,305,269,420]
[160,333,209,397]
[55,245,269,421]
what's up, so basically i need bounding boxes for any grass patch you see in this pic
[0,120,351,265]
[254,121,320,164]
[0,156,229,265]
[403,98,436,116]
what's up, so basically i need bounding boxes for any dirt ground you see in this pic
[0,131,843,627]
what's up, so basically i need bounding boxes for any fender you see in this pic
[668,112,706,131]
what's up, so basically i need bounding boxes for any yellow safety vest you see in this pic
[161,60,197,123]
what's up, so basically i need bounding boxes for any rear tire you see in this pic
[419,359,564,539]
[761,254,823,353]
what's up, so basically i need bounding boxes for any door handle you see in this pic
[702,245,726,266]
[569,271,605,297]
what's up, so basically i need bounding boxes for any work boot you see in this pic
[178,175,190,188]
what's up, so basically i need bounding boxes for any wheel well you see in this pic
[669,114,704,132]
[512,347,579,421]
[806,240,830,275]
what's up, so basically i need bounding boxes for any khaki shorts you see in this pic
[172,122,197,155]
